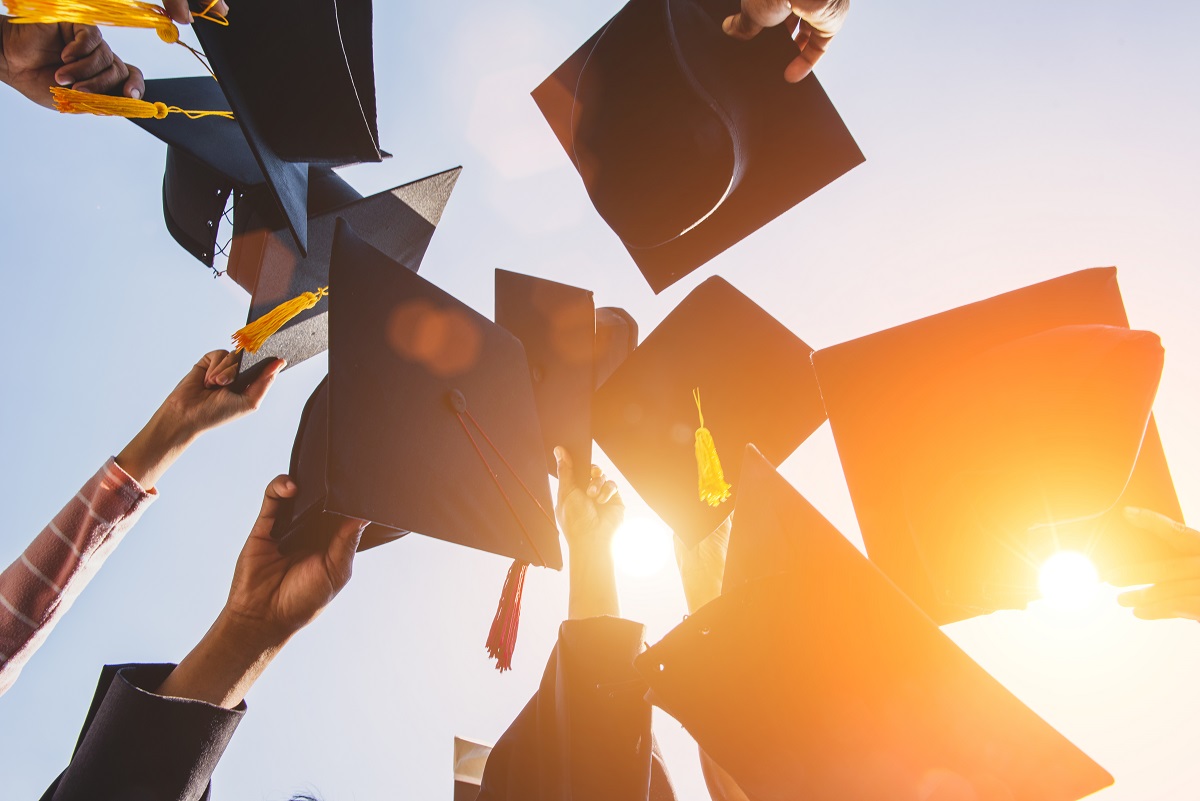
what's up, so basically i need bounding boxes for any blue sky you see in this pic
[1,1,1199,799]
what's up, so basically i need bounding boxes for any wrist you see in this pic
[213,606,294,655]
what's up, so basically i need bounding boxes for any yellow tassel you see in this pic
[5,0,228,44]
[51,86,233,119]
[693,388,732,506]
[232,287,329,354]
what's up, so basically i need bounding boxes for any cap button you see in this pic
[447,389,468,413]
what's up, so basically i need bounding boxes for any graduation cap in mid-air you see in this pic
[273,219,560,568]
[274,221,560,668]
[635,446,1115,801]
[592,276,826,546]
[533,0,864,294]
[812,267,1182,624]
[495,270,638,484]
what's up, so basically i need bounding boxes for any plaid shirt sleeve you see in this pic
[0,458,157,697]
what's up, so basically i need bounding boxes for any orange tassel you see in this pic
[51,86,233,120]
[232,287,328,354]
[4,0,228,43]
[486,560,528,672]
[693,388,732,506]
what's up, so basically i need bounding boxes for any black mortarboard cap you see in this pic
[635,446,1114,801]
[533,0,864,294]
[232,166,462,379]
[592,276,825,546]
[812,267,1182,623]
[273,220,562,569]
[494,271,638,483]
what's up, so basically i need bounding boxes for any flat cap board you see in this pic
[636,448,1114,801]
[533,0,863,293]
[235,167,462,378]
[187,0,384,253]
[592,276,825,546]
[318,220,562,568]
[495,270,596,481]
[812,267,1182,624]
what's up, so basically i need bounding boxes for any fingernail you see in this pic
[219,375,233,386]
[283,479,296,492]
[55,75,71,86]
[553,446,565,461]
[130,88,141,100]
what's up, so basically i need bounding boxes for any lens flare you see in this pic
[612,515,674,579]
[1038,551,1101,612]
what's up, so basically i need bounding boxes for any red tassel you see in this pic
[486,560,528,672]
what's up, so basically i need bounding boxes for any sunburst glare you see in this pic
[1038,551,1102,613]
[612,515,675,579]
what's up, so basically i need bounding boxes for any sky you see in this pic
[1,1,1199,799]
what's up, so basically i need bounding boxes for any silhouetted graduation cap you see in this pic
[231,166,461,379]
[454,737,492,801]
[812,267,1182,624]
[272,220,561,570]
[495,271,638,483]
[636,446,1114,801]
[533,0,863,294]
[592,276,825,546]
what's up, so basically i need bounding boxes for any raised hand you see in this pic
[0,20,143,107]
[1110,507,1200,622]
[722,0,849,83]
[555,447,625,619]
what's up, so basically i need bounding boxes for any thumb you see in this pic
[240,358,286,408]
[325,517,367,589]
[554,446,575,506]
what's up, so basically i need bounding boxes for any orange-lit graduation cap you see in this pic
[813,268,1181,624]
[495,270,638,484]
[272,220,561,570]
[636,446,1114,801]
[592,276,825,546]
[533,0,863,294]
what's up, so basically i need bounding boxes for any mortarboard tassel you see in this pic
[232,286,329,354]
[693,387,732,506]
[4,0,228,43]
[51,86,233,120]
[486,559,528,673]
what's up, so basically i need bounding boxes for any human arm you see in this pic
[723,0,849,83]
[44,477,365,801]
[0,18,144,107]
[674,515,732,614]
[1109,506,1200,621]
[555,447,624,620]
[0,351,283,697]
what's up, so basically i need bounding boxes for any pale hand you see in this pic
[1110,507,1200,622]
[555,447,625,552]
[723,0,849,83]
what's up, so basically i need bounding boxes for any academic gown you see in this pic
[476,616,677,801]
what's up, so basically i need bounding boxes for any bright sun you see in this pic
[1037,551,1101,612]
[612,515,675,578]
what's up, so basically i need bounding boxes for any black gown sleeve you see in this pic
[39,663,245,801]
[477,617,678,801]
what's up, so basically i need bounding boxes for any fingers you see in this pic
[784,21,831,83]
[55,28,118,89]
[162,0,195,24]
[1108,557,1200,588]
[249,474,297,538]
[723,0,793,40]
[123,62,145,100]
[1118,579,1200,609]
[554,446,576,506]
[585,464,623,507]
[1124,506,1200,553]
[1130,600,1200,622]
[239,358,285,410]
[201,349,237,387]
[58,25,103,68]
[325,517,367,590]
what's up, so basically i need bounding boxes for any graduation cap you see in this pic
[123,0,384,256]
[635,446,1114,801]
[532,0,864,294]
[592,276,825,546]
[274,220,560,668]
[454,737,492,801]
[812,267,1182,624]
[494,271,638,484]
[229,165,461,379]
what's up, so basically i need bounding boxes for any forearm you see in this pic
[156,611,287,709]
[567,542,620,620]
[115,405,197,492]
[0,18,12,87]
